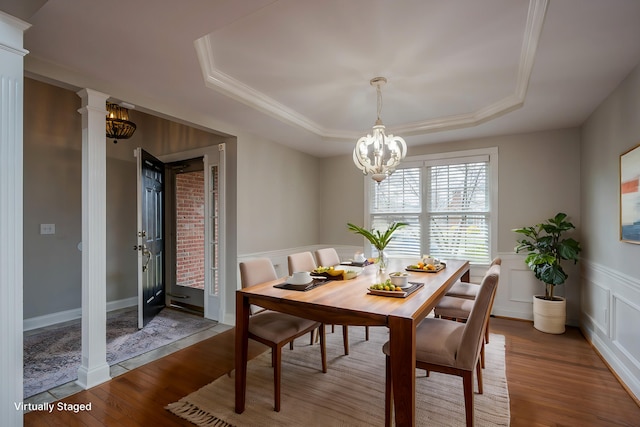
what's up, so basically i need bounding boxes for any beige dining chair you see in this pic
[239,258,327,412]
[315,247,370,345]
[382,264,500,427]
[434,263,501,368]
[445,257,502,300]
[315,247,341,267]
[287,251,317,276]
[288,251,350,355]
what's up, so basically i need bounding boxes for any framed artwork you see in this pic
[620,143,640,244]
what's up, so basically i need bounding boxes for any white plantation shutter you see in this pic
[368,152,493,264]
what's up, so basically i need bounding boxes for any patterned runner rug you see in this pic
[167,326,510,426]
[24,307,216,398]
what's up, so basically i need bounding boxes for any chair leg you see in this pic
[384,355,392,427]
[462,371,475,427]
[481,340,485,369]
[342,325,349,355]
[365,325,369,341]
[319,324,327,373]
[476,360,483,394]
[485,318,490,344]
[273,345,282,412]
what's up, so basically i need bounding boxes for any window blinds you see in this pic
[369,157,490,264]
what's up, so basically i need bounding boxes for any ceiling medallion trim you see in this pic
[195,0,548,140]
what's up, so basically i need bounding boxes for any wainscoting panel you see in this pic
[581,260,640,401]
[491,253,538,321]
[612,293,640,370]
[581,277,610,336]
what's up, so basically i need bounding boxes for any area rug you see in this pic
[167,327,510,426]
[24,307,216,398]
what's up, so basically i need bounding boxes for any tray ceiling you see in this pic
[10,0,640,156]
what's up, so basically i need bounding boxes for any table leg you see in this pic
[235,292,250,413]
[461,267,470,282]
[388,315,416,427]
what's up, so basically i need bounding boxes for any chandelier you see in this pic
[106,102,136,144]
[353,77,407,183]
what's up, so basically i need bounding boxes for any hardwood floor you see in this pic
[24,317,639,426]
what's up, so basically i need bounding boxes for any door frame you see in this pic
[159,144,226,322]
[165,156,206,311]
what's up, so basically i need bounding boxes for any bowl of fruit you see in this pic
[312,265,345,280]
[388,271,410,288]
[369,279,405,293]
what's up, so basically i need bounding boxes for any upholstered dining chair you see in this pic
[382,264,500,427]
[445,257,502,300]
[239,258,327,412]
[315,247,370,345]
[287,251,350,355]
[287,251,317,277]
[441,258,501,343]
[315,247,341,267]
[434,263,501,368]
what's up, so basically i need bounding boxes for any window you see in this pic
[366,148,497,264]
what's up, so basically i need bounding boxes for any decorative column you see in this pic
[0,11,30,426]
[76,89,111,389]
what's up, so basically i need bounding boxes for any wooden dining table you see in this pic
[234,258,470,427]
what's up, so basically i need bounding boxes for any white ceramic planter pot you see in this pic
[532,295,566,334]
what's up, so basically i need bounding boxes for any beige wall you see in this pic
[23,79,82,317]
[235,133,321,254]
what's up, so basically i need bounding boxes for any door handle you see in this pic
[142,245,151,272]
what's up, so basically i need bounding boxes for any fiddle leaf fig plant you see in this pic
[513,212,581,300]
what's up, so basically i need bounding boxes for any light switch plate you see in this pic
[40,224,55,235]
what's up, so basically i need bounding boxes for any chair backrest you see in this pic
[315,247,340,267]
[239,258,278,289]
[490,257,502,266]
[287,252,317,275]
[455,264,500,370]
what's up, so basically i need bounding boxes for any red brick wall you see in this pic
[176,171,205,289]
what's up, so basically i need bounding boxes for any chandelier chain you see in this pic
[376,84,383,123]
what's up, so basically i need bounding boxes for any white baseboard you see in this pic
[23,296,137,331]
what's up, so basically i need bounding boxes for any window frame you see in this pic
[363,147,498,265]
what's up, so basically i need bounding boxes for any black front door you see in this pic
[137,148,165,328]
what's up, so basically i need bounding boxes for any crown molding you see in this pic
[195,0,548,140]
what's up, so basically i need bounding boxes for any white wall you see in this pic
[580,62,640,400]
[319,128,582,324]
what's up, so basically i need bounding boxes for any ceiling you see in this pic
[4,0,640,157]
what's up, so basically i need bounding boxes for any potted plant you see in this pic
[513,212,581,334]
[347,222,407,273]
